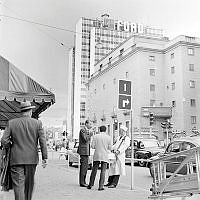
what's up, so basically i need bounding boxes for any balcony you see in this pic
[141,107,172,118]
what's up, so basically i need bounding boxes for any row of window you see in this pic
[149,64,195,77]
[172,99,197,107]
[170,80,195,90]
[149,48,195,62]
[150,80,196,92]
[95,32,129,39]
[81,68,90,72]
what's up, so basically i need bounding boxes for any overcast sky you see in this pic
[0,0,200,127]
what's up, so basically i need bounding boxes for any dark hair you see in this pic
[99,125,106,132]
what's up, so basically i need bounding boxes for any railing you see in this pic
[149,147,200,200]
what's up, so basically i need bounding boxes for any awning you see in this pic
[0,55,55,128]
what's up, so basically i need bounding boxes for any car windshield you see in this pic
[142,140,159,148]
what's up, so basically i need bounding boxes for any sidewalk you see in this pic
[0,152,200,200]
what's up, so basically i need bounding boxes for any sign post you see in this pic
[118,80,133,190]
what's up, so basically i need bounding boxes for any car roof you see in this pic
[173,136,200,146]
[134,138,158,142]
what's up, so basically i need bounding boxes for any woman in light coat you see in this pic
[105,125,130,188]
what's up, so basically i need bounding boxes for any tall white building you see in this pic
[86,34,200,142]
[67,14,164,138]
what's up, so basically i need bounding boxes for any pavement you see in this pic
[0,151,200,200]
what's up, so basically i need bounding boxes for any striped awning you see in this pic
[0,55,55,128]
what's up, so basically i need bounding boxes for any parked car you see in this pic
[148,136,200,177]
[125,138,164,167]
[67,141,94,169]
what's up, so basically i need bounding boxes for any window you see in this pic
[108,57,112,65]
[149,56,155,61]
[190,99,196,107]
[180,142,195,151]
[171,53,174,59]
[171,66,175,74]
[119,48,124,57]
[188,48,194,55]
[126,72,129,78]
[150,99,156,107]
[189,80,195,88]
[150,84,155,91]
[166,142,180,153]
[171,82,175,90]
[189,64,194,71]
[150,69,155,76]
[172,100,176,107]
[99,64,103,71]
[191,116,197,124]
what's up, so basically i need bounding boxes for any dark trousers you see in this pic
[89,161,107,189]
[10,164,37,200]
[107,175,120,186]
[79,155,89,185]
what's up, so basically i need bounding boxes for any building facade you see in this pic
[86,35,200,142]
[67,14,164,138]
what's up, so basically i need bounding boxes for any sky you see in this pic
[0,0,200,127]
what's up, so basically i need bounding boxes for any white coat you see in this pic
[109,135,130,176]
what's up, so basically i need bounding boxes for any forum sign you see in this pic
[116,21,144,34]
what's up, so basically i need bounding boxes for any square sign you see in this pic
[119,80,131,95]
[118,95,131,110]
[118,80,132,110]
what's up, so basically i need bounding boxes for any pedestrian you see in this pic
[105,125,130,188]
[87,125,112,191]
[77,119,94,187]
[1,101,48,200]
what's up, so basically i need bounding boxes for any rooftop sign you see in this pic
[93,18,163,36]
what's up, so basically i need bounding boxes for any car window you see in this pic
[142,140,159,148]
[166,142,181,153]
[180,142,195,151]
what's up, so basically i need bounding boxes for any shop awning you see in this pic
[0,55,55,128]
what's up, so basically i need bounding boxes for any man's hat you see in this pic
[120,125,128,132]
[20,101,35,111]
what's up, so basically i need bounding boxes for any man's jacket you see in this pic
[78,127,91,156]
[1,116,48,166]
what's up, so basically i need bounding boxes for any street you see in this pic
[1,151,199,200]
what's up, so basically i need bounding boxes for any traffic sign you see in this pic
[118,95,131,110]
[119,80,131,95]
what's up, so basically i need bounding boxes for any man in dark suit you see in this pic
[1,101,48,200]
[78,120,93,187]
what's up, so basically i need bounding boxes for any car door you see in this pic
[165,141,181,174]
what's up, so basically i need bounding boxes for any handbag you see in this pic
[0,147,12,191]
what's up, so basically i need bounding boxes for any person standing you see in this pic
[77,120,93,187]
[1,101,48,200]
[87,125,112,191]
[105,125,130,188]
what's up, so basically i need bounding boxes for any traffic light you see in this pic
[161,122,167,129]
[114,119,118,130]
[149,112,154,126]
[168,122,173,129]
